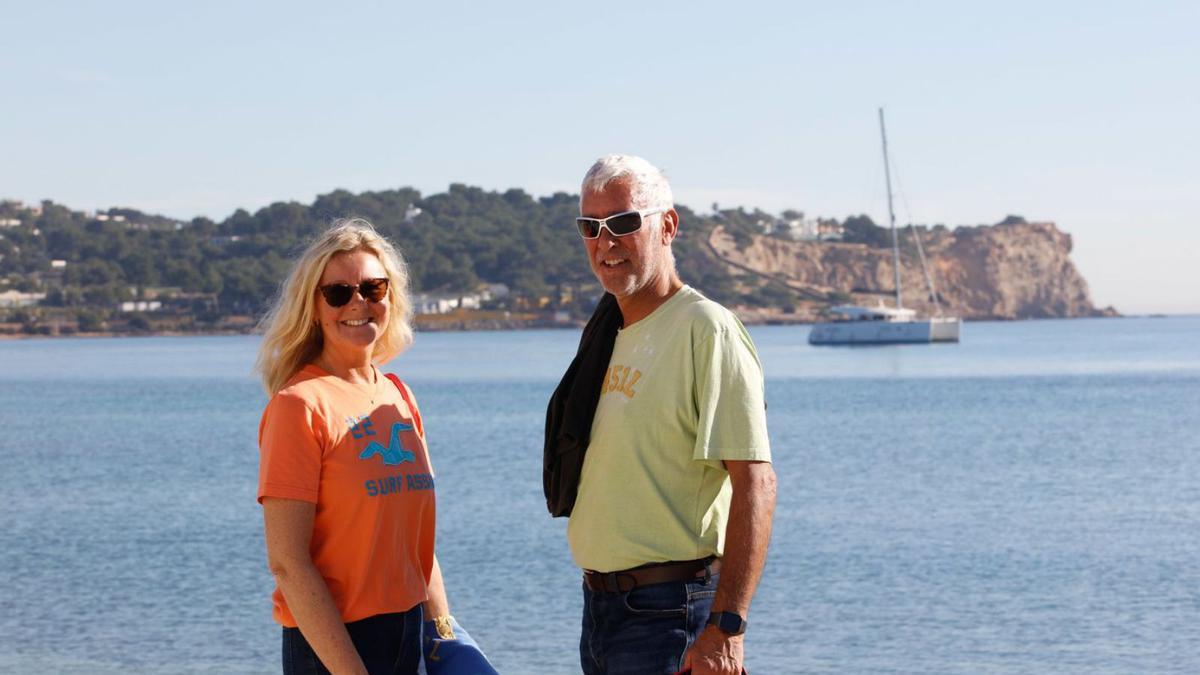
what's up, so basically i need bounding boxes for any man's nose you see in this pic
[596,227,620,246]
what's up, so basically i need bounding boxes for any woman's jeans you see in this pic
[581,573,719,675]
[282,606,423,675]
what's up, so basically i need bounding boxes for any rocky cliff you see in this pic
[706,221,1111,320]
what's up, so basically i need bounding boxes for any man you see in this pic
[561,155,776,675]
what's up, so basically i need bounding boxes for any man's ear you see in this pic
[661,208,680,244]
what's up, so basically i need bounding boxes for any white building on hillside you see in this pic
[0,290,46,308]
[412,291,486,314]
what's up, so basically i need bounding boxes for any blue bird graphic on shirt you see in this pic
[358,422,416,466]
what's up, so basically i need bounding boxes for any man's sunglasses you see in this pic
[318,278,389,307]
[575,209,662,239]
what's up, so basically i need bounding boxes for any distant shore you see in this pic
[0,312,1176,341]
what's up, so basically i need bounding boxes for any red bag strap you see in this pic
[384,373,424,438]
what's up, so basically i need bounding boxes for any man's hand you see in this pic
[680,626,744,675]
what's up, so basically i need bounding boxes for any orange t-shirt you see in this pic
[257,365,436,627]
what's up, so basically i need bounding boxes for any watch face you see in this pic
[709,611,747,635]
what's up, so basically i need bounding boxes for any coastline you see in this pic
[0,312,1167,341]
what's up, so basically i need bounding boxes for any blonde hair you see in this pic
[255,218,414,394]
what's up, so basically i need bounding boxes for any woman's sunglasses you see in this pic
[575,209,662,239]
[318,278,389,307]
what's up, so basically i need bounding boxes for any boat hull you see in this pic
[808,317,961,345]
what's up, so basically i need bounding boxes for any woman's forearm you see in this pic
[276,559,367,675]
[422,555,451,618]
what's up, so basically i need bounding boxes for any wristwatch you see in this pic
[706,611,748,636]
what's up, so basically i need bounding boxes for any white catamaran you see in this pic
[808,109,962,345]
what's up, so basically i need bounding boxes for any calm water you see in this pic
[1,317,1198,674]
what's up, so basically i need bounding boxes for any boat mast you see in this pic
[879,107,902,309]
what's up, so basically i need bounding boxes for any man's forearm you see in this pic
[712,461,777,616]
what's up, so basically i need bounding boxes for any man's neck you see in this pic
[615,274,684,328]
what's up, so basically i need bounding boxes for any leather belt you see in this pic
[583,557,720,593]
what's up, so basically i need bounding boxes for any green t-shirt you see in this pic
[567,286,772,572]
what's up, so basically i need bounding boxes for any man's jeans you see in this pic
[581,573,719,674]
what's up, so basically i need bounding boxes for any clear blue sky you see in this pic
[3,1,1196,313]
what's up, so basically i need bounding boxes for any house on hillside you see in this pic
[817,219,845,241]
[412,291,484,314]
[0,290,47,308]
[119,300,163,312]
[768,217,822,241]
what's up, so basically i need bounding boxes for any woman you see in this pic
[255,219,493,674]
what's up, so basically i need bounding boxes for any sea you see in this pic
[1,316,1198,674]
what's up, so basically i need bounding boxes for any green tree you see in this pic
[842,214,891,248]
[76,308,107,332]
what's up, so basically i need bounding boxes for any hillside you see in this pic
[0,189,1112,335]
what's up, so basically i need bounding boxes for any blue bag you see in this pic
[418,615,499,675]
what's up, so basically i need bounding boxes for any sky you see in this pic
[2,1,1196,314]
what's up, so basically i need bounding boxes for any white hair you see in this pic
[580,154,674,217]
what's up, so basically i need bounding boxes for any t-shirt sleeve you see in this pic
[257,393,326,504]
[692,320,772,464]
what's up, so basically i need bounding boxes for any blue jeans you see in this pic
[282,607,423,675]
[581,573,719,675]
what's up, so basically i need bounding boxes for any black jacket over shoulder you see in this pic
[543,293,622,517]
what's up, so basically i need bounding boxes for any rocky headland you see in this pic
[707,221,1115,322]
